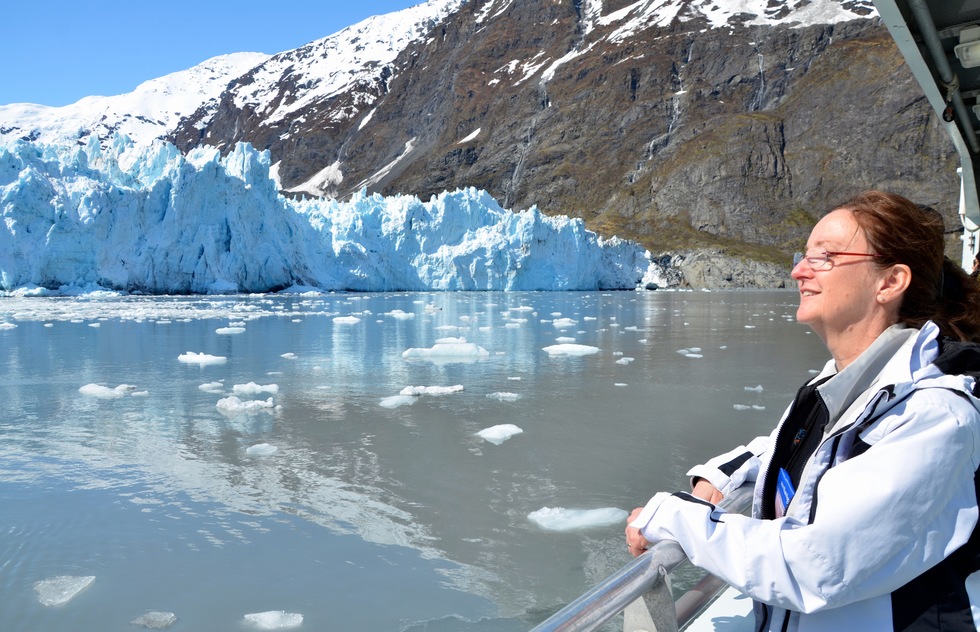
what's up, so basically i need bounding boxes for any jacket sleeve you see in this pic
[685,434,772,497]
[630,389,980,614]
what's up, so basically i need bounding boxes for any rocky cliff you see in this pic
[170,0,960,287]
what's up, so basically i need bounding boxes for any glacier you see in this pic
[0,137,672,294]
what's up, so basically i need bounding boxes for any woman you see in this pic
[626,191,980,631]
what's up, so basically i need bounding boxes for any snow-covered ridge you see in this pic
[1,0,875,155]
[0,53,270,149]
[233,0,466,130]
[0,137,666,294]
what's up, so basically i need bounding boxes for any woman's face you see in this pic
[791,209,888,343]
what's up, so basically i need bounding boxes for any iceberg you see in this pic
[33,575,95,606]
[477,424,523,445]
[0,138,671,294]
[527,507,628,531]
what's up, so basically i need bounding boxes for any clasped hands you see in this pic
[624,478,723,557]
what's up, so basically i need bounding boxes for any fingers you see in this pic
[624,524,649,557]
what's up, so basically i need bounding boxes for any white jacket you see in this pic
[630,322,980,631]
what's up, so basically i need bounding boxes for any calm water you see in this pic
[0,291,829,632]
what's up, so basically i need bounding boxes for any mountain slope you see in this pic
[169,0,955,265]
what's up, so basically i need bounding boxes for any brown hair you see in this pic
[837,190,980,342]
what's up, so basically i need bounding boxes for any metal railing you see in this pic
[528,485,754,632]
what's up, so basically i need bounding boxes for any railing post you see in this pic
[623,566,677,632]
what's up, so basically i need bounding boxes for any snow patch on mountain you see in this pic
[230,0,466,131]
[0,53,269,149]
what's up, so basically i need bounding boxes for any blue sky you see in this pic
[2,1,419,107]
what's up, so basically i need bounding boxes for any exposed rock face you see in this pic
[170,0,960,288]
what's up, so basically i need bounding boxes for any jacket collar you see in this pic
[812,324,919,425]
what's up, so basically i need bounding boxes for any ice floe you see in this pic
[379,395,417,409]
[486,392,521,402]
[33,575,95,606]
[477,424,523,445]
[402,338,489,360]
[178,351,227,366]
[542,344,600,356]
[216,396,275,414]
[131,611,177,629]
[243,610,304,629]
[246,443,279,456]
[216,326,246,335]
[233,382,280,396]
[333,316,361,324]
[400,385,464,396]
[79,383,138,399]
[527,507,628,531]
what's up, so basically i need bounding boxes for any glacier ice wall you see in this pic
[0,137,666,294]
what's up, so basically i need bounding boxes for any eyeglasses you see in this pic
[792,250,883,271]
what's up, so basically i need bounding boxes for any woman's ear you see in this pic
[877,264,912,305]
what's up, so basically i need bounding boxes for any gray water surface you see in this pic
[0,291,828,631]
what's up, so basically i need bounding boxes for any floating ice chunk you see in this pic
[555,336,576,343]
[542,344,600,356]
[178,352,227,366]
[246,443,278,456]
[504,322,522,329]
[280,352,297,360]
[88,323,101,328]
[400,385,464,396]
[216,327,246,335]
[243,611,303,629]
[553,318,578,329]
[614,383,628,387]
[33,575,95,606]
[527,507,628,531]
[216,396,274,414]
[477,424,523,445]
[0,322,18,329]
[615,357,635,365]
[744,385,764,393]
[402,340,489,360]
[486,392,521,402]
[380,395,417,408]
[752,405,766,410]
[233,382,280,396]
[334,316,361,324]
[385,310,415,320]
[199,381,225,393]
[733,404,751,411]
[507,376,522,381]
[131,390,149,397]
[131,611,177,628]
[79,383,137,399]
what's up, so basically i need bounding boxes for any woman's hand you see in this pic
[625,507,650,557]
[692,478,724,504]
